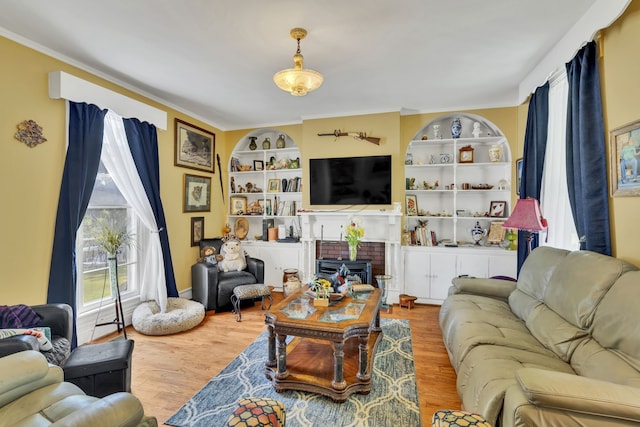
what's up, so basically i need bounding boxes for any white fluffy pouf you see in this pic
[132,297,205,336]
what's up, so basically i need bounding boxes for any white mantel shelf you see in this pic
[299,210,403,303]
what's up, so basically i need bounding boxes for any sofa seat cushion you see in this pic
[456,345,575,426]
[440,294,557,370]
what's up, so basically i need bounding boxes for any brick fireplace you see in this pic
[299,210,402,303]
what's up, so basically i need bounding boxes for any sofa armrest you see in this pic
[449,277,517,300]
[515,367,640,422]
[51,392,155,427]
[246,257,265,283]
[32,303,73,340]
[0,334,40,358]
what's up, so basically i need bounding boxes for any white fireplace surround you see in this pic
[299,210,402,303]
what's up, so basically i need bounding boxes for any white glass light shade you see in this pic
[273,67,323,96]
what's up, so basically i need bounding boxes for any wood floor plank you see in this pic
[93,294,461,425]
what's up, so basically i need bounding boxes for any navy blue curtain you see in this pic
[123,118,178,297]
[518,83,549,273]
[565,41,611,255]
[47,102,107,347]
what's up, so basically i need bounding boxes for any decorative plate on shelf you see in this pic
[234,218,249,240]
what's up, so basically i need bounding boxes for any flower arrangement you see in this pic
[309,276,333,299]
[345,218,364,261]
[345,218,365,247]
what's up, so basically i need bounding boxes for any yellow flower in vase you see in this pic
[345,219,364,261]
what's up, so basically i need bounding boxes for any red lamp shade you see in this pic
[502,198,547,232]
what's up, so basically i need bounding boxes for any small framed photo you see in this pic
[405,195,418,216]
[253,160,264,171]
[190,217,204,247]
[268,179,280,193]
[183,174,211,212]
[230,196,247,215]
[516,158,523,195]
[487,221,506,244]
[175,119,215,173]
[264,199,272,215]
[489,200,507,218]
[610,119,640,197]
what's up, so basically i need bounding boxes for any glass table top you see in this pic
[279,291,373,323]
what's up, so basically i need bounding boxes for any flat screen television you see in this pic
[309,155,392,205]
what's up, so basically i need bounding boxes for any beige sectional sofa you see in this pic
[439,246,640,426]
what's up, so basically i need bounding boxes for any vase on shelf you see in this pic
[348,243,358,261]
[488,144,503,162]
[451,117,462,139]
[248,137,257,151]
[262,137,271,149]
[276,134,286,149]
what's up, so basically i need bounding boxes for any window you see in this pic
[75,162,140,313]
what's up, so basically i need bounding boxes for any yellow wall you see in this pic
[1,1,638,304]
[0,36,223,304]
[602,0,640,264]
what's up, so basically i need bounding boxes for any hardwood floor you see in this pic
[96,293,461,425]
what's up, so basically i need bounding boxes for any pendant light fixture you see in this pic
[273,28,323,96]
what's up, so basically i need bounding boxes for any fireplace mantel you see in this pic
[299,210,402,303]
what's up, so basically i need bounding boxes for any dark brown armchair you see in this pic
[0,303,73,365]
[191,238,264,311]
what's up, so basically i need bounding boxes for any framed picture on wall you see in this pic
[610,119,640,197]
[175,118,215,173]
[183,174,211,212]
[190,217,204,247]
[516,158,523,195]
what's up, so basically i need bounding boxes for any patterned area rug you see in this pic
[165,318,421,427]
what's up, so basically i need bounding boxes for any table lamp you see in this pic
[502,198,548,254]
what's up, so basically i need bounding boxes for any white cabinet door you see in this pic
[242,242,302,289]
[404,250,430,299]
[457,254,489,278]
[429,253,456,301]
[488,254,518,279]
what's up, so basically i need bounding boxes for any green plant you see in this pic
[92,221,133,255]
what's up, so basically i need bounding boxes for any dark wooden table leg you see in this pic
[331,340,347,390]
[357,334,371,381]
[275,334,288,379]
[266,325,276,368]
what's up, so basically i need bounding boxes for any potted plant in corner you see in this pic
[91,220,133,338]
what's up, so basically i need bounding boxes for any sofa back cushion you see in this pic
[509,246,569,322]
[543,250,636,329]
[570,270,640,386]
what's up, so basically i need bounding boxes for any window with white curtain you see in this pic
[75,161,143,314]
[540,68,580,251]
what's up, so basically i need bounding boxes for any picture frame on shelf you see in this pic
[183,174,211,212]
[190,217,204,247]
[610,119,640,197]
[268,178,280,193]
[174,118,215,173]
[489,200,507,218]
[487,221,506,244]
[405,195,418,216]
[264,199,272,216]
[516,158,523,195]
[230,196,247,215]
[253,160,264,171]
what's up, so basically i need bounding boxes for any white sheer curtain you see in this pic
[540,69,580,251]
[102,110,168,312]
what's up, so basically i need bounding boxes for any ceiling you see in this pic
[0,0,619,130]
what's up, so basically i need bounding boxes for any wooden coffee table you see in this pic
[264,286,383,402]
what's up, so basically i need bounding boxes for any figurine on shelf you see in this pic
[472,122,482,138]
